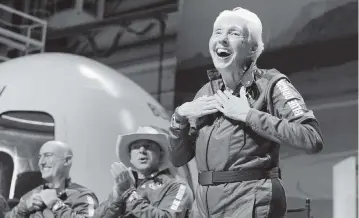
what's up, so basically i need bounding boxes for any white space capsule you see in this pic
[0,53,195,202]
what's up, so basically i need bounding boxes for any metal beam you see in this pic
[156,15,167,103]
[177,34,358,73]
[96,0,105,19]
[47,2,177,39]
[0,36,28,51]
[0,27,43,48]
[75,0,85,13]
[79,33,176,57]
[0,3,47,25]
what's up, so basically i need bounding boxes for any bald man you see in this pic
[4,140,99,218]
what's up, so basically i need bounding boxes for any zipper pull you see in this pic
[215,116,224,128]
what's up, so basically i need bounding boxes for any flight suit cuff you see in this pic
[174,108,188,124]
[245,108,259,127]
[123,188,137,200]
[20,200,31,213]
[171,108,189,129]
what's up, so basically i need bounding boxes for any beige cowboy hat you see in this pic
[116,126,172,172]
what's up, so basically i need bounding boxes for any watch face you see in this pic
[52,203,59,211]
[170,114,178,128]
[52,200,63,211]
[127,191,141,203]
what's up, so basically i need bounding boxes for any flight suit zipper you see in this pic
[204,115,225,217]
[205,117,224,170]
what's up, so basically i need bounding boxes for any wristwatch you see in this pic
[126,190,141,203]
[51,200,65,212]
[170,113,188,129]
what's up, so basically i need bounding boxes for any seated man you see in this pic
[5,140,99,218]
[94,126,193,218]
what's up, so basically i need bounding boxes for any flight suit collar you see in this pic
[206,65,259,89]
[43,177,71,190]
[43,178,71,200]
[132,169,170,187]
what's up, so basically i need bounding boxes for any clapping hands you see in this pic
[110,162,136,200]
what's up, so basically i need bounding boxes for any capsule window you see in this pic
[0,111,54,202]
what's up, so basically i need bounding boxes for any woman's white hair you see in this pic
[215,7,265,61]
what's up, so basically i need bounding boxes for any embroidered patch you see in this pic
[170,199,181,210]
[170,185,186,211]
[149,182,163,190]
[175,185,186,201]
[86,196,95,216]
[287,99,304,116]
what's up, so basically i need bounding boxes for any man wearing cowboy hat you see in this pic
[93,126,193,218]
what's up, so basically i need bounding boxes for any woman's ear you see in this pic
[250,43,258,55]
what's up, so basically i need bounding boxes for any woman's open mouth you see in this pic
[215,48,232,59]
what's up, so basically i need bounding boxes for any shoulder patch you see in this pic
[86,195,95,216]
[276,79,304,116]
[170,184,186,211]
[149,182,164,190]
[276,80,295,100]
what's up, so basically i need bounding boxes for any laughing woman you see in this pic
[169,7,324,218]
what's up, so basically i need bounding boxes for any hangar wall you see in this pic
[0,0,182,113]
